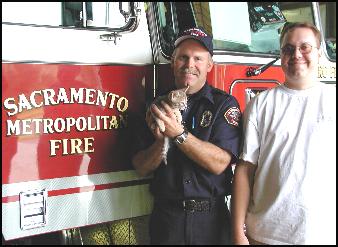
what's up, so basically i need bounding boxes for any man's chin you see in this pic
[176,80,192,87]
[287,68,307,77]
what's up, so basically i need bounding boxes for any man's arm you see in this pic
[231,160,256,245]
[177,133,232,175]
[131,110,164,177]
[151,101,233,175]
[132,138,164,177]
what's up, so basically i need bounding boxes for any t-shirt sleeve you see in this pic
[239,97,260,165]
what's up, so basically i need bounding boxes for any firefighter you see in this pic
[232,22,336,245]
[131,27,241,244]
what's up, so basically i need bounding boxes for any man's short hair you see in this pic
[280,22,322,47]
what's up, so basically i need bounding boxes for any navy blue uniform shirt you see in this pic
[131,83,242,200]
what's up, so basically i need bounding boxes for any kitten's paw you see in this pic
[158,122,165,132]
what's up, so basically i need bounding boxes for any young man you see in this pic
[232,22,336,245]
[131,27,241,244]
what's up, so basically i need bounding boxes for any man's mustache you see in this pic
[181,68,198,74]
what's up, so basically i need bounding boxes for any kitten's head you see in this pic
[168,88,188,110]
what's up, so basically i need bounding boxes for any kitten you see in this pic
[150,86,189,164]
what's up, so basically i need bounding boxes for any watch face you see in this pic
[177,136,184,144]
[175,130,188,144]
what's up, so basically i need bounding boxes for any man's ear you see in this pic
[171,49,176,68]
[318,46,323,58]
[207,59,214,72]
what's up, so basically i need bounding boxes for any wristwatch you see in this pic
[173,129,188,145]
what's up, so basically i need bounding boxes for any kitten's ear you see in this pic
[168,91,174,101]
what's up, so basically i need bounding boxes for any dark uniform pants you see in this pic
[149,198,231,245]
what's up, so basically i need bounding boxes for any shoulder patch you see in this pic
[224,107,241,127]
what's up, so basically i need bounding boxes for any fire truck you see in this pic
[2,2,336,244]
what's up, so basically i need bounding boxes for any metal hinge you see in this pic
[19,189,47,230]
[100,32,122,44]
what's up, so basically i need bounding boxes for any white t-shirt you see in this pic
[240,83,336,245]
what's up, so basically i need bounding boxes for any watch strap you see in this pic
[173,129,188,144]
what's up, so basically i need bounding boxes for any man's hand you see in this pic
[150,101,184,138]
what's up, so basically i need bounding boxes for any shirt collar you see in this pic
[188,83,214,104]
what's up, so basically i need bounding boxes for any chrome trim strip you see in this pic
[2,170,151,198]
[229,79,281,95]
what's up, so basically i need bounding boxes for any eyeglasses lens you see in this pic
[300,43,312,54]
[282,43,313,55]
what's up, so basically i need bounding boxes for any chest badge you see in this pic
[224,107,241,127]
[200,110,213,128]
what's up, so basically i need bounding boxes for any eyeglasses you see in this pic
[281,43,318,56]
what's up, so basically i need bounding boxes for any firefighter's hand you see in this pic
[150,101,184,139]
[146,108,164,140]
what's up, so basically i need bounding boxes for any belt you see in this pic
[183,199,210,212]
[156,198,220,212]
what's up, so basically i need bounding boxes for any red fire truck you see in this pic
[2,2,336,244]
